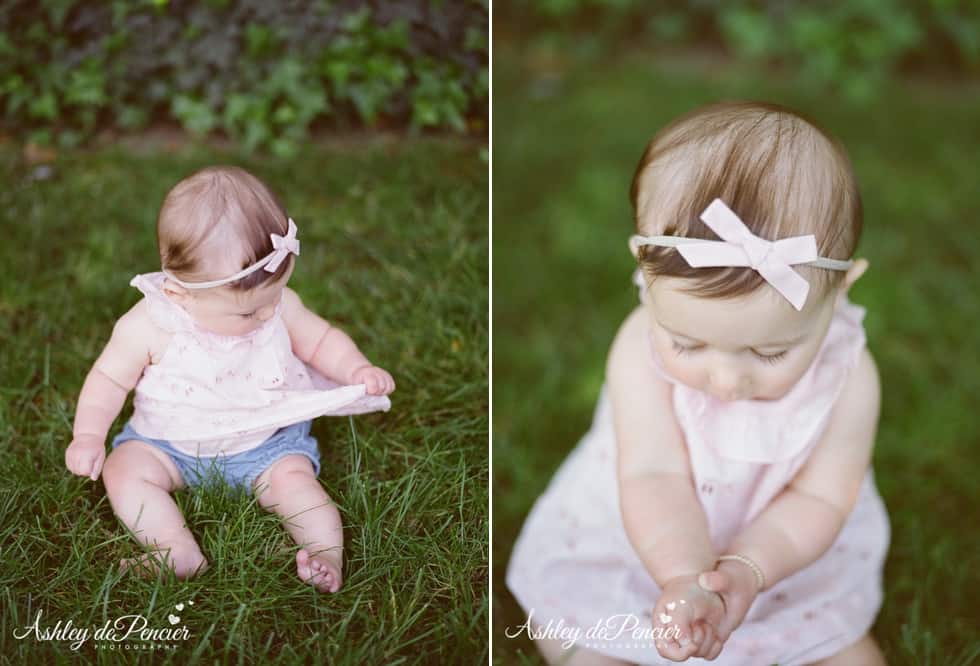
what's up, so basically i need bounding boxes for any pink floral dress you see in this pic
[127,272,390,456]
[506,285,890,665]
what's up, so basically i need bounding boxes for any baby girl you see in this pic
[64,166,394,593]
[507,102,890,664]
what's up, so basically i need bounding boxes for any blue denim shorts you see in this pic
[111,420,321,495]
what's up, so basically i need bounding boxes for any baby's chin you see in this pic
[193,318,260,337]
[680,379,796,403]
[714,384,796,403]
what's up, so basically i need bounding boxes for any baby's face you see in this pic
[180,275,288,337]
[646,278,839,401]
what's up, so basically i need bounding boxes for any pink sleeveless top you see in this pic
[128,272,390,457]
[506,274,890,665]
[643,282,868,551]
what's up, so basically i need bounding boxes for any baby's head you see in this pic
[630,101,868,401]
[157,165,294,336]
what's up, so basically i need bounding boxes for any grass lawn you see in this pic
[0,134,488,663]
[492,42,980,665]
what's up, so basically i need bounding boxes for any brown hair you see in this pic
[630,101,862,302]
[157,165,293,291]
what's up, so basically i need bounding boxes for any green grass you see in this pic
[0,135,488,663]
[492,43,980,665]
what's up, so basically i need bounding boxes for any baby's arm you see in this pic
[65,301,154,481]
[281,288,394,395]
[608,306,723,658]
[699,347,882,643]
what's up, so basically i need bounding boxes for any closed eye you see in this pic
[671,340,705,355]
[752,349,788,364]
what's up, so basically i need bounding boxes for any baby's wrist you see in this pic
[349,363,373,379]
[716,555,765,594]
[70,432,104,446]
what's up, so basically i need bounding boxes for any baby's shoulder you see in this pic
[832,345,880,424]
[116,298,174,365]
[280,286,304,316]
[607,306,662,382]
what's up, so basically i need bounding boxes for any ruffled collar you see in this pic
[131,272,282,348]
[646,295,867,464]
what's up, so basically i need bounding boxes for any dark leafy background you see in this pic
[1,0,488,155]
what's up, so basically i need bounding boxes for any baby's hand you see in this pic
[653,573,726,662]
[351,365,395,396]
[695,560,761,652]
[65,434,106,481]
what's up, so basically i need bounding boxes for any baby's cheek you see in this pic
[660,355,703,389]
[760,358,811,398]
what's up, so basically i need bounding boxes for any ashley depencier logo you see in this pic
[506,609,682,650]
[13,601,195,651]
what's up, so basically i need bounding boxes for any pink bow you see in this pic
[676,199,818,310]
[265,218,300,272]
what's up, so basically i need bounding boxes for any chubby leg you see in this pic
[807,632,887,666]
[102,441,208,579]
[253,455,343,593]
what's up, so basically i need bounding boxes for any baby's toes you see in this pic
[296,549,341,593]
[310,567,335,593]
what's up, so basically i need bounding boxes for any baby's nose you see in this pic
[709,369,744,401]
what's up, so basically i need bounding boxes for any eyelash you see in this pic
[240,312,255,319]
[755,350,788,365]
[671,341,703,356]
[670,341,788,364]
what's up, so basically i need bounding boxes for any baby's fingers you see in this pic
[65,448,91,477]
[89,451,106,481]
[655,636,693,662]
[692,622,717,659]
[661,617,697,657]
[704,635,725,661]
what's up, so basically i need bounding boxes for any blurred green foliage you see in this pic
[0,0,488,155]
[497,0,979,103]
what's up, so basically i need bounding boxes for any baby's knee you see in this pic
[255,455,316,505]
[103,441,179,492]
[102,447,134,490]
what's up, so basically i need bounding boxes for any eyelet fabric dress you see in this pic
[125,272,391,457]
[506,276,890,665]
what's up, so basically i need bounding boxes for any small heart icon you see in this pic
[659,613,672,624]
[666,602,676,611]
[175,603,184,611]
[168,614,180,625]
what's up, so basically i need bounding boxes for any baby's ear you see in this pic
[837,258,869,303]
[629,236,642,259]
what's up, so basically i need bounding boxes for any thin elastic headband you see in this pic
[163,218,300,290]
[630,199,854,310]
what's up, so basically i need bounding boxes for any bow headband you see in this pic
[629,199,853,310]
[164,217,301,290]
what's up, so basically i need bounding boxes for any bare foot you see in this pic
[120,547,208,580]
[296,548,343,593]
